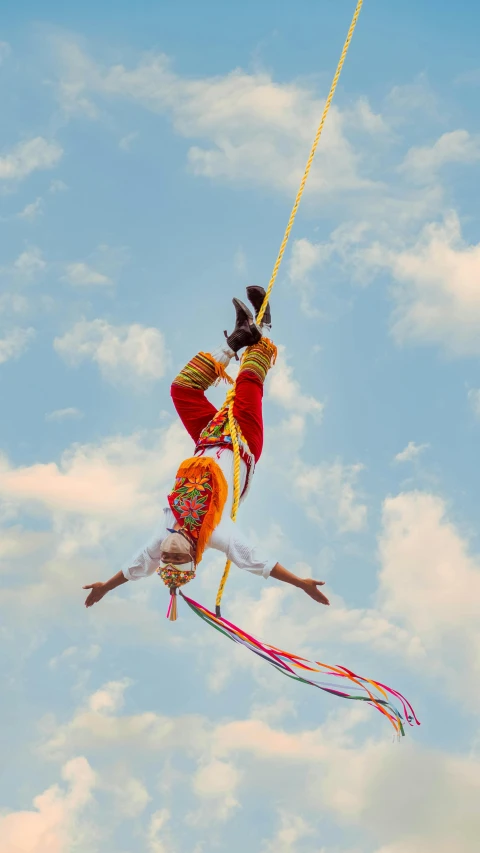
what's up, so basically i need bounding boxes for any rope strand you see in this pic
[256,0,364,324]
[215,367,245,614]
[215,0,364,613]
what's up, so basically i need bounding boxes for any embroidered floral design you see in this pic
[157,565,196,589]
[183,474,210,494]
[168,474,213,541]
[198,408,232,445]
[177,495,205,522]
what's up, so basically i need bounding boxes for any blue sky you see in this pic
[1,1,480,851]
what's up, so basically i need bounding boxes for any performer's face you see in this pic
[160,550,192,566]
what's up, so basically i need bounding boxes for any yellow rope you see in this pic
[256,0,364,324]
[215,362,245,613]
[215,0,364,614]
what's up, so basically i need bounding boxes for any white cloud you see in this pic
[385,75,439,120]
[62,245,127,287]
[184,90,371,195]
[63,262,112,286]
[0,326,35,365]
[321,741,480,853]
[267,345,323,421]
[0,544,174,641]
[250,697,297,725]
[378,490,480,699]
[54,319,169,384]
[347,96,389,135]
[287,238,328,312]
[41,681,206,761]
[211,715,480,853]
[400,129,480,182]
[364,212,480,356]
[45,407,84,422]
[53,39,377,198]
[12,246,46,280]
[33,678,480,853]
[0,421,188,522]
[17,197,44,220]
[200,574,418,699]
[0,526,51,562]
[49,179,68,193]
[232,721,480,851]
[119,131,139,151]
[0,293,29,314]
[147,809,171,853]
[294,460,367,533]
[0,421,191,637]
[0,137,63,181]
[394,441,429,463]
[88,679,131,714]
[105,770,151,819]
[0,757,96,853]
[189,759,240,825]
[467,388,480,419]
[262,813,313,853]
[287,223,371,309]
[288,237,326,281]
[48,644,100,670]
[262,344,363,535]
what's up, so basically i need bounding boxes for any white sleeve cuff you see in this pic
[122,514,169,581]
[122,566,138,581]
[123,547,161,581]
[262,558,277,579]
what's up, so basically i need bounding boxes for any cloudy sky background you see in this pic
[1,1,480,851]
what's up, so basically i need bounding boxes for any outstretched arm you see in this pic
[84,571,129,608]
[83,516,170,607]
[211,522,330,605]
[270,563,330,606]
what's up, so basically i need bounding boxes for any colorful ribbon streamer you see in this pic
[180,592,420,737]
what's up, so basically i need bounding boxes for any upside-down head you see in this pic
[159,530,195,569]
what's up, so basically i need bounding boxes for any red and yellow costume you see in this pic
[168,337,277,563]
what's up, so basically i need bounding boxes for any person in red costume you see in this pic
[84,287,329,609]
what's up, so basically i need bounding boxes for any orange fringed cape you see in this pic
[167,456,228,564]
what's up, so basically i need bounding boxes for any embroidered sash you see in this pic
[167,456,228,564]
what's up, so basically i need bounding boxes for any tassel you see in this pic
[260,337,278,365]
[200,352,234,385]
[167,588,178,621]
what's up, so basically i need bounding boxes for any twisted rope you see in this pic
[215,0,364,614]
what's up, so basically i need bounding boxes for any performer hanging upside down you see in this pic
[84,287,330,610]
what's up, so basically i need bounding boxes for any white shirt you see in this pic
[123,446,276,582]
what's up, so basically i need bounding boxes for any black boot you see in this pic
[246,285,271,328]
[225,298,262,355]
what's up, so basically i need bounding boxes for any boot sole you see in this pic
[246,287,271,325]
[232,297,255,322]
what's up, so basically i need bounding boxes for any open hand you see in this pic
[302,578,330,606]
[83,582,107,608]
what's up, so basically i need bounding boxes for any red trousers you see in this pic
[171,373,265,462]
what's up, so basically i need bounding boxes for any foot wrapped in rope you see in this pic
[239,337,278,385]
